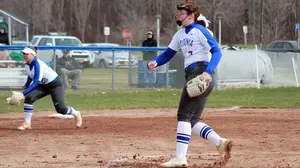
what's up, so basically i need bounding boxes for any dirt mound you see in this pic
[0,108,299,168]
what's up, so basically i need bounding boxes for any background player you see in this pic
[9,46,82,130]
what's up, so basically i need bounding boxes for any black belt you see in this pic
[185,61,208,73]
[46,77,58,85]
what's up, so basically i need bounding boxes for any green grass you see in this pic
[78,66,174,92]
[1,87,300,113]
[79,68,141,91]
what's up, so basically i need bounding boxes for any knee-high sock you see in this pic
[24,103,33,124]
[176,121,191,158]
[192,122,221,146]
[66,106,79,116]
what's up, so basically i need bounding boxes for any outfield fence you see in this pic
[0,45,299,93]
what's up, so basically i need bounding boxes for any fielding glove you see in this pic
[7,91,24,105]
[186,72,212,98]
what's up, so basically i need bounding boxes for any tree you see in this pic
[72,0,94,42]
[263,0,294,42]
[0,0,297,45]
[113,0,157,45]
[51,0,66,32]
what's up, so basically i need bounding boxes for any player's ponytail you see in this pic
[194,11,200,23]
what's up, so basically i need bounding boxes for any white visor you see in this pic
[147,31,153,35]
[21,47,36,56]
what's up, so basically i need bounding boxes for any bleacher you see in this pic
[0,61,26,89]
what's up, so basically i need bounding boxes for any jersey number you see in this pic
[188,51,193,55]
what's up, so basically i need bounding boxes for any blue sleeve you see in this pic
[23,62,41,96]
[24,76,32,87]
[153,48,177,67]
[195,24,222,75]
[204,32,222,75]
[206,47,222,75]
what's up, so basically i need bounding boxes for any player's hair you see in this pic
[194,11,200,23]
[197,20,206,27]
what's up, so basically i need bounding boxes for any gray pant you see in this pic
[60,68,82,89]
[24,77,68,114]
[177,64,215,127]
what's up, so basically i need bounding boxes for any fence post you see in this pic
[8,17,12,45]
[52,50,56,71]
[166,62,169,88]
[292,57,299,87]
[112,50,115,92]
[255,45,260,89]
[127,41,132,86]
[26,25,29,44]
[297,28,300,49]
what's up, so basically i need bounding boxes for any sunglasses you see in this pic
[22,53,30,56]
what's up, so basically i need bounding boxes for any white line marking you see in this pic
[85,112,174,117]
[214,106,241,111]
[85,106,242,118]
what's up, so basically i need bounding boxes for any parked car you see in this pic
[30,33,95,68]
[83,43,138,68]
[265,40,297,52]
[264,40,300,68]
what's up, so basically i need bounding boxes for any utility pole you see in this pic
[212,0,216,35]
[252,0,256,44]
[156,0,162,47]
[218,16,222,46]
[296,0,299,39]
[297,0,300,49]
[97,0,101,41]
[297,0,299,24]
[259,0,264,48]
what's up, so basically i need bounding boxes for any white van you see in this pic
[30,33,95,67]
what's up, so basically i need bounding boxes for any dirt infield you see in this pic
[0,108,299,168]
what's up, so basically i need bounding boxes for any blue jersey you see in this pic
[23,58,58,95]
[154,23,222,75]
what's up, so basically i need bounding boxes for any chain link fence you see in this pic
[0,10,29,45]
[0,46,300,94]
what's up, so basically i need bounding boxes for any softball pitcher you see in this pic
[148,1,232,167]
[7,46,82,130]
